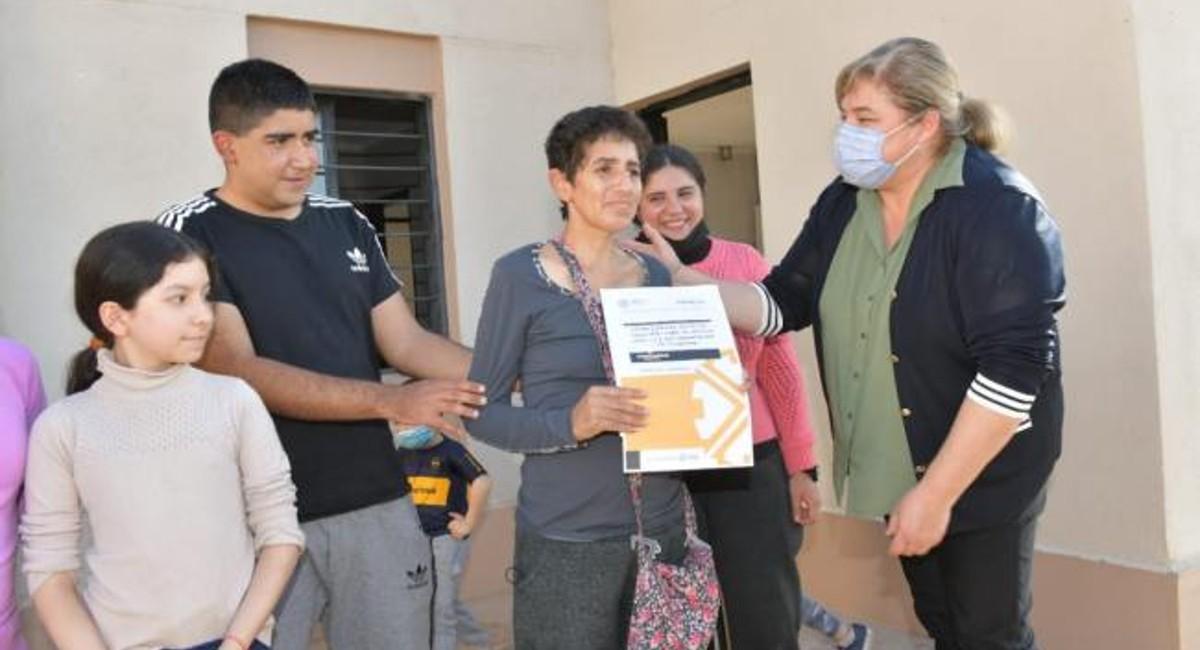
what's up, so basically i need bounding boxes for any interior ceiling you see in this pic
[664,85,756,150]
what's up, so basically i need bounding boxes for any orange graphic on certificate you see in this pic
[600,285,754,472]
[620,349,752,470]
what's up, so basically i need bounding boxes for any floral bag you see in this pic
[551,239,721,650]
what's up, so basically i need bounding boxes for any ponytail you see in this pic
[68,222,213,395]
[836,38,1015,156]
[959,96,1010,154]
[66,347,102,395]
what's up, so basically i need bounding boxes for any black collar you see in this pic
[637,221,712,265]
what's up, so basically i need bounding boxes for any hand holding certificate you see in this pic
[600,285,754,472]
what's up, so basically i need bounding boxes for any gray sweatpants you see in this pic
[431,535,490,650]
[272,497,434,650]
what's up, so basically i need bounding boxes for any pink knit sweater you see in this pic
[692,238,817,474]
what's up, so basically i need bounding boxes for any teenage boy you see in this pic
[157,58,485,650]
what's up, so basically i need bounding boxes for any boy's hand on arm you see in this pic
[375,379,486,438]
[202,303,486,431]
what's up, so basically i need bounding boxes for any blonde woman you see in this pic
[638,38,1065,650]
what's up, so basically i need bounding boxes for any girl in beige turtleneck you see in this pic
[20,222,304,650]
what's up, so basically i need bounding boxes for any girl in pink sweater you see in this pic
[1,337,46,650]
[639,145,868,650]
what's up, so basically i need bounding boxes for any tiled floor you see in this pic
[798,624,934,650]
[456,589,934,650]
[462,625,932,650]
[23,592,932,650]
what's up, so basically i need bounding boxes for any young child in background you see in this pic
[20,222,304,650]
[395,426,493,650]
[803,595,871,650]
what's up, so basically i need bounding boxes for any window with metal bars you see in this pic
[312,91,448,336]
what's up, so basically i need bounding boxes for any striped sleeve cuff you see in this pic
[752,282,784,337]
[966,373,1035,423]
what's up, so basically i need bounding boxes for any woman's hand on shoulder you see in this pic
[536,242,575,292]
[622,225,683,277]
[570,385,648,442]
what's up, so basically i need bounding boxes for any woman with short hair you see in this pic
[466,106,687,650]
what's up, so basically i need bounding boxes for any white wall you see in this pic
[0,0,617,507]
[687,148,761,247]
[609,0,1180,570]
[439,36,616,344]
[1130,0,1200,569]
[0,0,238,391]
[11,0,1194,566]
[436,21,618,506]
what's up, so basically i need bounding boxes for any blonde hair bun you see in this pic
[836,37,1011,153]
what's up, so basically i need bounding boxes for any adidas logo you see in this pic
[406,563,429,590]
[346,247,369,273]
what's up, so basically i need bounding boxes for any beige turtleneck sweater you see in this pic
[20,351,304,650]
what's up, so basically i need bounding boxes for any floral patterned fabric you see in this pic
[551,239,721,650]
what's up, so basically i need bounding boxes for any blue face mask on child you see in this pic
[394,425,438,450]
[832,113,925,189]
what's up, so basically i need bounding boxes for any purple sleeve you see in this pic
[24,356,46,428]
[0,339,45,430]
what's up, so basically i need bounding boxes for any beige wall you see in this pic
[0,0,619,508]
[609,0,1188,573]
[690,148,761,247]
[663,84,762,246]
[7,0,1199,642]
[1129,0,1200,569]
[246,19,461,334]
[0,0,239,392]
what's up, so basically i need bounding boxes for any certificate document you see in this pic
[600,285,753,473]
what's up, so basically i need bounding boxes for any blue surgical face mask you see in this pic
[833,114,925,189]
[394,425,438,450]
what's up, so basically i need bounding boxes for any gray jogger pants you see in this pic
[272,497,434,650]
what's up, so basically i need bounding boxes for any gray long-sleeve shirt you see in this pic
[467,244,684,542]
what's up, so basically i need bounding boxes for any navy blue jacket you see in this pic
[761,144,1065,531]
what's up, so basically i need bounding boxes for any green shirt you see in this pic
[818,138,966,517]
